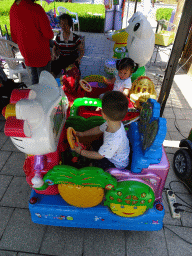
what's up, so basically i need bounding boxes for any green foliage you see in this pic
[0,0,13,34]
[79,14,104,33]
[129,0,142,2]
[156,8,173,21]
[40,2,105,16]
[38,1,105,33]
[160,0,178,3]
[0,16,10,35]
[0,0,105,34]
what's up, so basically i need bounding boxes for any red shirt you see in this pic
[10,0,54,67]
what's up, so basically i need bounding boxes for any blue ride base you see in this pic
[29,190,165,231]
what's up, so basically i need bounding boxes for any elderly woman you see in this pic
[51,13,84,77]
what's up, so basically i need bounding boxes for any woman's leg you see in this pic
[37,61,51,80]
[51,55,79,77]
[51,57,64,77]
[28,67,39,84]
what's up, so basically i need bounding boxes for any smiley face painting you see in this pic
[104,180,155,217]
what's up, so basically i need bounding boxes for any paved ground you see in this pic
[0,31,192,256]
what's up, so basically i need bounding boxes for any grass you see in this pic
[0,0,13,34]
[159,0,178,4]
[156,7,173,21]
[0,0,178,35]
[0,0,105,35]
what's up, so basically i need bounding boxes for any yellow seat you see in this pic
[83,75,107,84]
[129,76,156,104]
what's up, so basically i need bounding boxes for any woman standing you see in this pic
[10,0,54,84]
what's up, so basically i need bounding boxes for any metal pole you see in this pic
[113,5,116,30]
[158,0,192,116]
[127,0,130,24]
[134,0,138,13]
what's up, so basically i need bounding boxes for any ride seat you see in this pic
[127,98,167,173]
[129,76,156,104]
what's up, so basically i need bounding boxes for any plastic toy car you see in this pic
[60,64,144,110]
[2,71,169,231]
[173,129,192,193]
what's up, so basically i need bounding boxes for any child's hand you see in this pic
[123,88,130,96]
[73,143,83,154]
[51,47,60,60]
[51,52,59,61]
[75,57,81,64]
[105,77,116,85]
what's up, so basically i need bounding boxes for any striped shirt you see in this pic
[54,31,81,58]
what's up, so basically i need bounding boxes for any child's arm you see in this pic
[104,77,116,85]
[74,145,104,160]
[76,42,84,64]
[76,126,103,137]
[123,77,132,96]
[123,88,130,96]
[74,126,104,159]
[52,45,60,60]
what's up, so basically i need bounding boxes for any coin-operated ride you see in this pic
[3,71,169,231]
[60,65,137,111]
[2,71,68,195]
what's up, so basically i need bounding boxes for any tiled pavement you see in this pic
[0,31,192,256]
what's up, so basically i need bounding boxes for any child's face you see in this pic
[118,68,132,80]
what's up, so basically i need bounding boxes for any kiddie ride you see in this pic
[58,64,141,124]
[58,9,156,116]
[59,63,157,125]
[3,72,169,231]
[60,63,143,108]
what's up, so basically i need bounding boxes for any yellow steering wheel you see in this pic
[67,127,79,150]
[79,79,92,92]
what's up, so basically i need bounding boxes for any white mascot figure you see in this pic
[126,11,155,67]
[106,11,155,68]
[3,71,67,156]
[3,71,68,190]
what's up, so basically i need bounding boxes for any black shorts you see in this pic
[91,138,116,170]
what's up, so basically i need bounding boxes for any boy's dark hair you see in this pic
[102,91,128,121]
[59,13,73,28]
[116,57,138,74]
